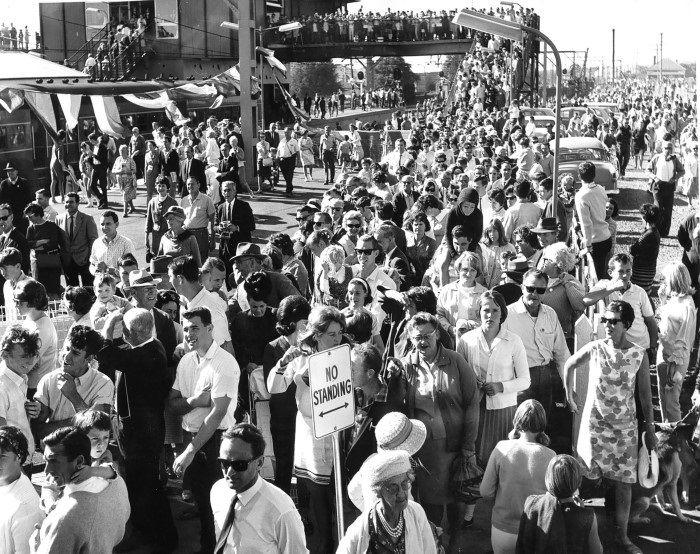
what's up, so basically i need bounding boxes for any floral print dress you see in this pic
[576,340,643,484]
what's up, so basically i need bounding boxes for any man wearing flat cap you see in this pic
[0,161,33,235]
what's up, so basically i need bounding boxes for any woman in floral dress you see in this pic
[112,144,137,216]
[564,300,657,554]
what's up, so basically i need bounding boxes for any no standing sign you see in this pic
[308,344,355,440]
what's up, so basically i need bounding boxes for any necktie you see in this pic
[69,215,74,241]
[228,202,233,222]
[214,494,238,554]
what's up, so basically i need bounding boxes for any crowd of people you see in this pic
[0,22,36,51]
[267,5,539,45]
[0,20,698,554]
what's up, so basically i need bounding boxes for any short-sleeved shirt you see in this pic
[0,363,34,456]
[173,341,240,433]
[590,281,654,348]
[22,315,57,389]
[34,367,114,422]
[182,193,215,229]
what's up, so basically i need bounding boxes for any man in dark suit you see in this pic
[88,132,109,209]
[159,136,180,197]
[180,146,207,196]
[216,181,255,280]
[214,143,240,190]
[127,269,177,365]
[98,308,178,553]
[391,176,420,227]
[344,344,406,479]
[375,224,413,291]
[0,161,33,235]
[0,203,30,304]
[56,192,98,287]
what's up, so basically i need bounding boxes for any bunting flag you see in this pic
[164,101,190,126]
[24,91,60,141]
[256,46,287,76]
[90,96,129,139]
[56,94,81,130]
[274,74,309,123]
[0,87,24,113]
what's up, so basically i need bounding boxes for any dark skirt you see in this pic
[476,397,517,468]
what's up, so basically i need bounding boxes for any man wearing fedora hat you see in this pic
[216,180,255,280]
[530,217,559,252]
[228,243,299,315]
[493,255,528,305]
[0,161,33,235]
[535,177,567,242]
[128,269,177,365]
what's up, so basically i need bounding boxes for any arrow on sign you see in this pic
[319,402,349,417]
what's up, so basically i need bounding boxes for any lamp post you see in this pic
[452,8,562,216]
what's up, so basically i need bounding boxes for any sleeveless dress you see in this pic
[576,340,643,483]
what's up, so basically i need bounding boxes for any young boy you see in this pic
[200,257,228,302]
[89,274,132,338]
[72,409,118,471]
[116,253,138,299]
[0,248,30,322]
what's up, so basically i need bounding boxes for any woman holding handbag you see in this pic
[24,202,66,297]
[112,144,137,217]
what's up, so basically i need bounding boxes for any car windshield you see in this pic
[559,148,607,162]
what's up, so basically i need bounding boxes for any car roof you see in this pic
[551,137,605,149]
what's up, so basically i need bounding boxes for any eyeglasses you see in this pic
[524,286,547,295]
[0,215,11,221]
[346,223,361,229]
[219,457,258,472]
[313,221,325,227]
[601,316,623,325]
[355,248,375,256]
[382,478,412,496]
[410,330,437,342]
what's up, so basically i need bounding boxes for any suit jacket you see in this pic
[384,247,413,291]
[159,148,180,175]
[55,211,98,266]
[216,199,255,259]
[543,199,569,243]
[377,221,407,254]
[0,228,30,274]
[0,177,33,234]
[97,339,171,456]
[391,190,420,227]
[153,308,177,366]
[90,142,109,172]
[180,157,207,192]
[216,154,240,184]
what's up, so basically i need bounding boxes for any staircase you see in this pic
[65,24,111,72]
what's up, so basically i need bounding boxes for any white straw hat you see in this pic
[363,450,411,488]
[375,412,427,456]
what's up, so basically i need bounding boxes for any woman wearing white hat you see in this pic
[338,450,436,554]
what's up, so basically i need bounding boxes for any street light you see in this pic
[452,9,563,216]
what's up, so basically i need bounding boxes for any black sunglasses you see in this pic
[601,316,622,325]
[346,223,361,228]
[295,217,308,222]
[524,286,547,295]
[219,457,258,472]
[313,221,325,227]
[355,248,375,255]
[0,215,10,221]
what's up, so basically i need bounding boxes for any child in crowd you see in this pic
[72,409,120,473]
[269,147,280,187]
[116,253,138,298]
[89,274,132,338]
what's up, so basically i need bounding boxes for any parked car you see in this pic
[552,137,619,193]
[559,106,611,128]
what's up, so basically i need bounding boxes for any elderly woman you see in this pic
[15,279,57,396]
[338,450,437,554]
[157,206,202,267]
[267,306,347,554]
[457,291,530,467]
[400,312,480,552]
[112,143,137,216]
[406,212,437,283]
[656,262,697,422]
[24,202,65,297]
[540,243,586,341]
[564,300,657,553]
[314,244,352,309]
[517,454,603,554]
[481,400,556,554]
[437,251,487,340]
[62,286,94,331]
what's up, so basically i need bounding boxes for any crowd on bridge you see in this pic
[0,21,698,554]
[268,5,539,45]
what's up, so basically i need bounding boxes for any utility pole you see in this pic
[659,33,663,87]
[611,28,615,85]
[542,42,547,105]
[238,0,255,183]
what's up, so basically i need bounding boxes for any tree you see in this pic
[372,57,418,89]
[441,54,463,81]
[288,62,342,98]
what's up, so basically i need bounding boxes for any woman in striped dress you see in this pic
[457,290,531,467]
[630,203,661,293]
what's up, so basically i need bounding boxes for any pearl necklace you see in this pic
[378,509,404,539]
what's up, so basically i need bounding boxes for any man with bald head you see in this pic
[97,307,178,552]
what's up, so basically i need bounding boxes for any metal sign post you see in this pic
[308,344,355,541]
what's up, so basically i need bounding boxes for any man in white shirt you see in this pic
[382,138,412,175]
[352,234,396,322]
[33,326,112,441]
[0,247,29,322]
[211,423,307,554]
[502,180,542,242]
[89,211,135,280]
[319,126,337,184]
[0,425,44,554]
[503,269,570,418]
[34,189,58,222]
[646,140,685,237]
[181,177,216,261]
[170,306,240,554]
[276,127,299,196]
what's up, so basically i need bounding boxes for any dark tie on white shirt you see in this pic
[214,494,238,554]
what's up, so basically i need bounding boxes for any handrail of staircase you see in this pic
[97,21,154,81]
[65,22,110,70]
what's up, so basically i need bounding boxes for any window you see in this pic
[155,0,178,39]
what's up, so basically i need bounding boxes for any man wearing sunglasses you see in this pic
[503,268,570,419]
[211,423,307,553]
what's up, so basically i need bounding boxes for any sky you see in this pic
[2,0,697,71]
